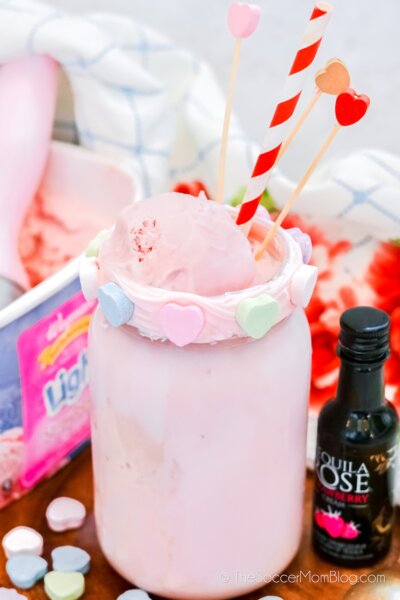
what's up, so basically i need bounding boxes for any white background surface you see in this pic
[50,0,400,180]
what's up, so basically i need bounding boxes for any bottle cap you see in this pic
[338,306,390,364]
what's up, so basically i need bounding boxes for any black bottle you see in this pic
[312,306,399,567]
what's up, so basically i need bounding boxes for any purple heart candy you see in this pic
[287,228,312,264]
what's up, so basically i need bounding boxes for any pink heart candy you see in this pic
[159,303,205,347]
[228,3,261,38]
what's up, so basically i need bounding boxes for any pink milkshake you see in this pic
[82,193,317,599]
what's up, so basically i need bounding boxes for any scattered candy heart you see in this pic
[2,527,43,558]
[51,546,90,575]
[290,265,318,308]
[0,589,28,600]
[335,88,370,126]
[315,58,350,95]
[46,497,86,533]
[97,283,135,328]
[85,229,109,258]
[228,2,261,38]
[286,227,312,263]
[117,591,151,600]
[159,303,205,347]
[44,571,84,600]
[79,257,100,302]
[6,554,48,589]
[236,294,279,339]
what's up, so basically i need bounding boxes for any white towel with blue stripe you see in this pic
[0,0,399,244]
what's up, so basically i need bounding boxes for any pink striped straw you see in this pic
[236,2,333,228]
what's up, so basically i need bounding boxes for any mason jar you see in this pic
[83,215,316,599]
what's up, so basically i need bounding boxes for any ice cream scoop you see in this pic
[99,192,257,296]
[0,55,58,309]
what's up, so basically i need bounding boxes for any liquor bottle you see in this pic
[312,306,399,567]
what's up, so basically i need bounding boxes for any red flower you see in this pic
[173,180,211,198]
[368,242,400,403]
[367,242,400,314]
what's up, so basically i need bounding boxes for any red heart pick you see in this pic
[335,88,370,126]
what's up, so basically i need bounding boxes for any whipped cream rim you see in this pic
[81,206,314,344]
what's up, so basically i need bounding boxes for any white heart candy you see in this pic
[79,257,100,301]
[2,527,43,559]
[46,497,86,532]
[290,265,318,308]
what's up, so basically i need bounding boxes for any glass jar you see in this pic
[85,222,315,599]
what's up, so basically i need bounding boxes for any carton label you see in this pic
[17,292,95,488]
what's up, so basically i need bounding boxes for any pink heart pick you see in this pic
[159,303,205,347]
[228,3,261,38]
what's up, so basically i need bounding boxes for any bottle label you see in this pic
[313,443,397,563]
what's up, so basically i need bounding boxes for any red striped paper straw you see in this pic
[236,2,333,228]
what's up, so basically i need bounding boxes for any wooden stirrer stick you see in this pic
[255,122,340,260]
[216,37,242,203]
[276,89,322,163]
[255,86,370,261]
[216,3,260,203]
[276,59,350,166]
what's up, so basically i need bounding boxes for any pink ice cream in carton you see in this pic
[0,142,136,508]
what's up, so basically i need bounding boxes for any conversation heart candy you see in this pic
[79,257,100,302]
[97,282,135,327]
[0,589,28,600]
[6,554,48,589]
[44,571,84,600]
[159,303,205,347]
[51,546,90,575]
[290,265,318,308]
[286,227,312,264]
[117,591,151,600]
[236,294,279,339]
[2,527,43,558]
[85,229,109,258]
[46,497,86,533]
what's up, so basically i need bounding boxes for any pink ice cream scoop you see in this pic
[0,55,58,308]
[99,193,257,296]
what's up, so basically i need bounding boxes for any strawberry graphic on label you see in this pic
[322,510,345,538]
[314,508,326,529]
[341,521,360,540]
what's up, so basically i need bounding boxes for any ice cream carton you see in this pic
[0,141,137,508]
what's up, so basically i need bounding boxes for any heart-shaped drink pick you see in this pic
[216,3,261,204]
[227,3,261,38]
[276,57,349,165]
[335,88,370,126]
[256,86,370,259]
[315,58,350,95]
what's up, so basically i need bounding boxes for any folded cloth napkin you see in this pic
[0,0,399,497]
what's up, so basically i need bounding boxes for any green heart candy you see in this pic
[236,294,279,339]
[44,571,85,600]
[85,229,109,258]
